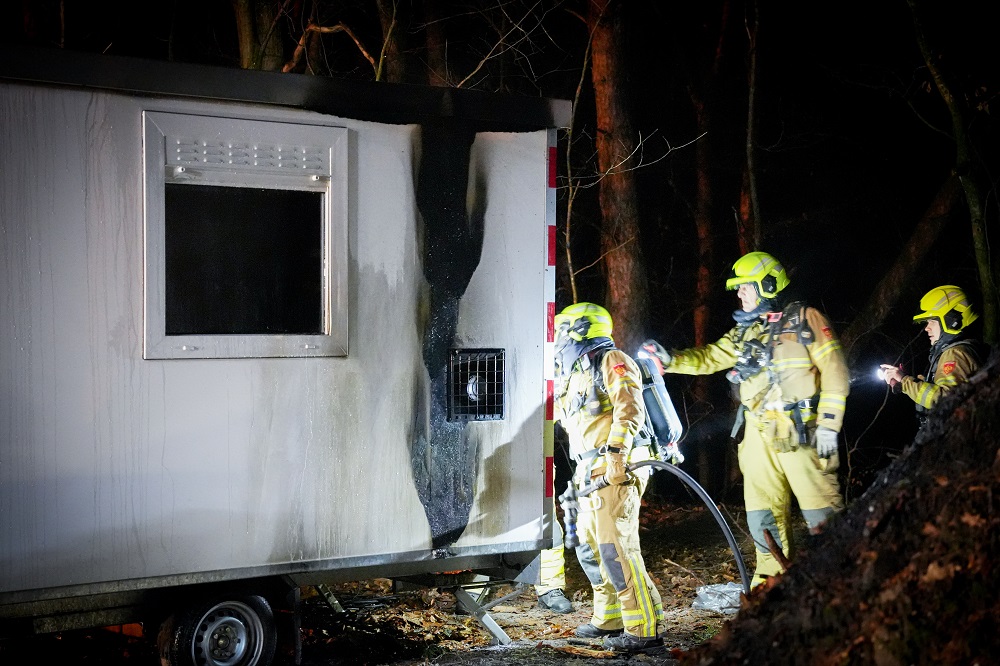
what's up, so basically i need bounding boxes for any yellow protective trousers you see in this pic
[535,505,566,594]
[739,424,843,583]
[576,475,662,637]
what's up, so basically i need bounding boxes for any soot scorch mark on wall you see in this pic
[410,122,487,550]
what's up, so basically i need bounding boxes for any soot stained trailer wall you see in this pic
[0,48,570,626]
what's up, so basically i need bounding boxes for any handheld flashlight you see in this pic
[877,364,903,394]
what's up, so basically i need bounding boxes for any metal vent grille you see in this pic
[167,136,329,173]
[448,349,506,421]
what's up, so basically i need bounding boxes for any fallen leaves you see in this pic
[547,644,616,658]
[920,561,960,584]
[959,513,986,528]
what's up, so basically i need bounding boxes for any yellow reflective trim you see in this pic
[609,377,640,390]
[812,340,842,360]
[624,555,656,635]
[593,605,622,621]
[916,384,938,408]
[774,356,813,370]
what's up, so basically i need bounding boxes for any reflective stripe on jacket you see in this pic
[665,306,850,432]
[902,343,980,410]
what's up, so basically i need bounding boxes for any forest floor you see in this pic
[290,497,757,666]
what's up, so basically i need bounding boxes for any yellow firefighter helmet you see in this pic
[913,285,978,335]
[725,251,790,298]
[555,302,613,344]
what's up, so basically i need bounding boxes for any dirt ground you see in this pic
[290,498,754,666]
[0,496,756,666]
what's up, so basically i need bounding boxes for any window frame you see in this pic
[142,111,348,360]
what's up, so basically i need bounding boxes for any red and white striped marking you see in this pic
[544,130,557,498]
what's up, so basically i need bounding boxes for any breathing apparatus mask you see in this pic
[731,297,774,326]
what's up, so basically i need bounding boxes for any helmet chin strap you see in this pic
[732,298,774,325]
[932,328,961,350]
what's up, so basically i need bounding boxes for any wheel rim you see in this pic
[190,600,264,666]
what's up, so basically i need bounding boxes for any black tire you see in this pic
[158,594,277,666]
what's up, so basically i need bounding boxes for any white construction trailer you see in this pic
[0,46,570,665]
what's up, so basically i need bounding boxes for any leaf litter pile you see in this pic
[682,349,1000,666]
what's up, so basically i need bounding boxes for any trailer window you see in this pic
[143,112,348,359]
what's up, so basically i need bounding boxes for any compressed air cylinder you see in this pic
[635,356,684,446]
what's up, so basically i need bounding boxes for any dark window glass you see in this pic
[164,184,323,335]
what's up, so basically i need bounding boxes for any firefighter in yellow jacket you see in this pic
[643,252,849,588]
[879,285,982,431]
[553,302,664,652]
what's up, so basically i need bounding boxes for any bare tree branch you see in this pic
[455,0,552,89]
[283,20,377,74]
[375,0,398,82]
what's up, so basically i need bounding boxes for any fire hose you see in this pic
[559,459,751,596]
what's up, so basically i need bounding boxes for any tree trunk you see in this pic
[375,0,409,83]
[743,0,762,250]
[907,0,997,343]
[688,0,729,349]
[587,0,648,355]
[231,0,283,71]
[422,0,449,86]
[840,175,961,358]
[687,0,731,492]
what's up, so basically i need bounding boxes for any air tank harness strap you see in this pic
[784,395,818,445]
[574,445,622,485]
[576,444,660,482]
[574,444,622,464]
[575,444,657,464]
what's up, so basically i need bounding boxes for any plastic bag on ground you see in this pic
[691,582,742,615]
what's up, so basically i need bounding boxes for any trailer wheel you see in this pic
[158,595,277,666]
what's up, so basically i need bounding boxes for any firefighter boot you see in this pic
[603,632,664,652]
[575,623,623,638]
[537,588,573,614]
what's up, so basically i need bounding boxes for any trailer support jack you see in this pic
[453,587,512,645]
